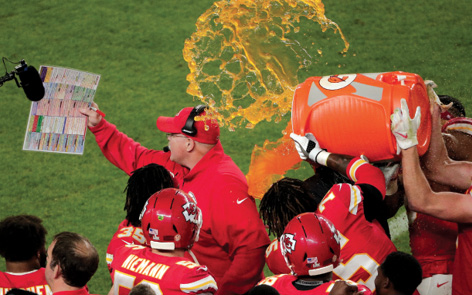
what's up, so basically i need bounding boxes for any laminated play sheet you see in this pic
[23,65,100,155]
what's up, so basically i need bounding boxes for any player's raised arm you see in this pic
[392,99,472,223]
[420,93,472,191]
[290,132,353,175]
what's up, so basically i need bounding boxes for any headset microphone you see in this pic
[0,59,45,101]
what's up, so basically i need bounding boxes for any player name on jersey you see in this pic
[120,254,171,280]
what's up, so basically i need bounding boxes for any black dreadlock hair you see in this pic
[259,166,351,238]
[124,163,175,227]
[260,177,315,238]
[302,166,352,202]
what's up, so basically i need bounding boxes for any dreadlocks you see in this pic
[260,177,316,238]
[303,166,351,201]
[124,163,175,227]
[259,166,350,238]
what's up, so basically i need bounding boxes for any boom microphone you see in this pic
[0,59,45,101]
[17,64,45,101]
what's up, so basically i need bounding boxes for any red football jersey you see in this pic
[453,223,472,294]
[0,268,51,295]
[264,158,396,291]
[110,245,217,295]
[258,274,372,294]
[106,219,146,273]
[407,209,457,277]
[452,186,472,295]
[316,158,396,291]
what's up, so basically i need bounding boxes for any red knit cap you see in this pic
[156,107,220,144]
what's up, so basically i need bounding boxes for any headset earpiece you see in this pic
[181,105,207,136]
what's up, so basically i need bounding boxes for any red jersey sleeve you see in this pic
[177,262,218,294]
[346,157,386,197]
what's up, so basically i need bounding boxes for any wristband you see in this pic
[316,150,331,166]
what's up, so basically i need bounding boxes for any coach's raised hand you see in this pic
[80,102,104,127]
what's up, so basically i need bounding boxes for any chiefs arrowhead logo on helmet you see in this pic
[281,233,297,255]
[182,201,198,224]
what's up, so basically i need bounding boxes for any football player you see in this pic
[0,215,51,295]
[419,87,472,192]
[106,163,175,273]
[261,133,397,291]
[257,213,371,294]
[109,188,217,295]
[260,170,348,275]
[404,92,468,295]
[391,98,472,295]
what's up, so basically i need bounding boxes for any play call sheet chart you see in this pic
[23,66,101,155]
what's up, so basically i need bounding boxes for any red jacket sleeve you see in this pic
[89,119,184,176]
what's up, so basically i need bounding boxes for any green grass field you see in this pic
[1,0,471,294]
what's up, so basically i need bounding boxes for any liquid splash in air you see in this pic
[184,0,348,198]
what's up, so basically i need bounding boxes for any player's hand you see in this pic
[425,80,453,116]
[390,98,421,152]
[290,132,329,165]
[329,280,361,295]
[424,80,442,106]
[79,102,103,127]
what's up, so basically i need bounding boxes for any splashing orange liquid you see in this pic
[184,0,348,198]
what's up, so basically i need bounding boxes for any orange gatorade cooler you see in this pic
[291,71,431,162]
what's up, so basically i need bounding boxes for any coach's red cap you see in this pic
[156,106,220,144]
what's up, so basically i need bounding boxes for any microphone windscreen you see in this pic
[18,66,45,101]
[163,146,170,152]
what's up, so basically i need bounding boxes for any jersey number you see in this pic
[334,253,378,291]
[318,192,336,213]
[117,227,146,244]
[114,271,163,295]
